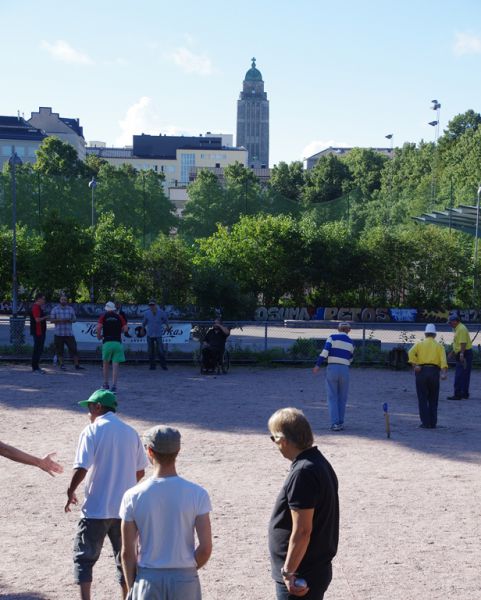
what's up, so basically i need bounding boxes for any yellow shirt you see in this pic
[452,322,472,353]
[408,337,448,369]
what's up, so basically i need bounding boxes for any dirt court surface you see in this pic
[1,363,481,600]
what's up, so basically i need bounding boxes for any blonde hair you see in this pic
[268,407,313,450]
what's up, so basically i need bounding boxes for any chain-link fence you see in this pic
[2,318,481,366]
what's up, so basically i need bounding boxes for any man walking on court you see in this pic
[50,293,84,371]
[30,292,48,373]
[65,389,148,600]
[142,300,169,370]
[447,312,473,400]
[408,323,448,428]
[97,301,128,393]
[313,322,354,431]
[120,425,212,599]
[268,408,339,599]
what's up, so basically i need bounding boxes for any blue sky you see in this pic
[2,0,481,165]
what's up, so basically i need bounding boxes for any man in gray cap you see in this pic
[120,426,212,600]
[65,389,148,600]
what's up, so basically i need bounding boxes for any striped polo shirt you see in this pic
[316,333,354,367]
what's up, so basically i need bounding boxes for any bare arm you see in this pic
[65,467,87,512]
[282,508,314,596]
[0,441,63,476]
[194,513,212,569]
[121,519,139,591]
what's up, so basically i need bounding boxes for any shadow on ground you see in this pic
[1,364,481,463]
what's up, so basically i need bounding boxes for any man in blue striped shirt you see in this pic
[313,322,354,431]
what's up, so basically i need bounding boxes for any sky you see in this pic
[2,0,481,166]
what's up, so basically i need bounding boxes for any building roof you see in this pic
[60,117,83,138]
[133,134,224,159]
[86,147,134,159]
[244,57,263,81]
[0,115,46,142]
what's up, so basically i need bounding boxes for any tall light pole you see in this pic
[88,177,97,303]
[428,100,441,205]
[473,184,481,302]
[9,150,24,348]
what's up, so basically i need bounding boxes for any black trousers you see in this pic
[415,366,440,427]
[31,333,46,370]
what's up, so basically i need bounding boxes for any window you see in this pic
[15,146,25,157]
[1,145,13,156]
[180,153,195,183]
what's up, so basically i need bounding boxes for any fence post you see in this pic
[362,324,366,363]
[264,321,268,352]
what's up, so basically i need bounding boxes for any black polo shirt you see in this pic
[268,446,339,584]
[98,312,126,343]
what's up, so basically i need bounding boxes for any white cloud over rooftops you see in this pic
[40,40,93,65]
[453,32,481,56]
[167,47,215,75]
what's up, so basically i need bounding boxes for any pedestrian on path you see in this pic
[313,322,354,431]
[447,312,473,400]
[408,323,448,429]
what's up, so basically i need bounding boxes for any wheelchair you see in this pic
[200,346,230,375]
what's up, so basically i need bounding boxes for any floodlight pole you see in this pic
[473,185,481,302]
[88,177,97,303]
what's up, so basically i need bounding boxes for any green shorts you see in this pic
[102,341,125,363]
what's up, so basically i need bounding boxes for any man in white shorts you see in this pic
[120,426,212,600]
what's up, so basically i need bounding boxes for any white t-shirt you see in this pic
[74,412,149,519]
[120,475,212,568]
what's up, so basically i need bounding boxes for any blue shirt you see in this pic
[142,307,168,338]
[315,333,354,367]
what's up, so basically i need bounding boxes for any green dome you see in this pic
[245,57,262,81]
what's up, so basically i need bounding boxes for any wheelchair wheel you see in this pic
[221,350,230,374]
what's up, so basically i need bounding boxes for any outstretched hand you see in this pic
[39,452,63,477]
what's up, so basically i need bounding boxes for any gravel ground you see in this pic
[1,363,480,600]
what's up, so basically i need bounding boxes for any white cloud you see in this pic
[453,32,481,56]
[301,139,351,159]
[168,47,214,75]
[116,96,186,146]
[41,40,93,65]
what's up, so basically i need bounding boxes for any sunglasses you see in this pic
[270,434,284,443]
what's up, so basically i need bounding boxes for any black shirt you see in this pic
[204,327,228,351]
[98,312,126,343]
[268,446,339,584]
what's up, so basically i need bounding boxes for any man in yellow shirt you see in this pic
[408,323,448,428]
[447,312,473,400]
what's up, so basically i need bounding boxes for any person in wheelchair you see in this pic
[201,319,230,371]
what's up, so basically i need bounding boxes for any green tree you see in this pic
[91,212,142,301]
[269,161,305,202]
[0,225,43,301]
[34,212,94,300]
[302,154,351,205]
[33,136,86,177]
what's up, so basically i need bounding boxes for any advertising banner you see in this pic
[72,322,192,347]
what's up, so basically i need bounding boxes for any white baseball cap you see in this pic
[425,323,437,334]
[104,301,116,311]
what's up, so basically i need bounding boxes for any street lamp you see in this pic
[473,184,481,302]
[9,150,24,348]
[88,177,97,303]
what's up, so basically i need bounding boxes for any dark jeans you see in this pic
[148,336,166,367]
[415,366,440,427]
[31,333,45,370]
[275,565,332,600]
[202,346,223,369]
[454,349,472,397]
[54,335,78,363]
[73,518,124,584]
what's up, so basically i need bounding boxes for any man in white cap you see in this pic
[120,426,212,600]
[96,301,128,393]
[313,322,354,431]
[446,312,473,400]
[408,324,448,428]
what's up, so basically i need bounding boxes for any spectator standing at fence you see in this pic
[313,322,354,431]
[447,312,473,400]
[120,426,212,599]
[142,300,169,371]
[97,301,128,393]
[408,324,448,428]
[50,293,84,371]
[1,440,63,476]
[201,318,230,367]
[268,408,339,600]
[65,389,148,600]
[30,292,48,374]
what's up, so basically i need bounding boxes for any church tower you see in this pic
[236,58,269,168]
